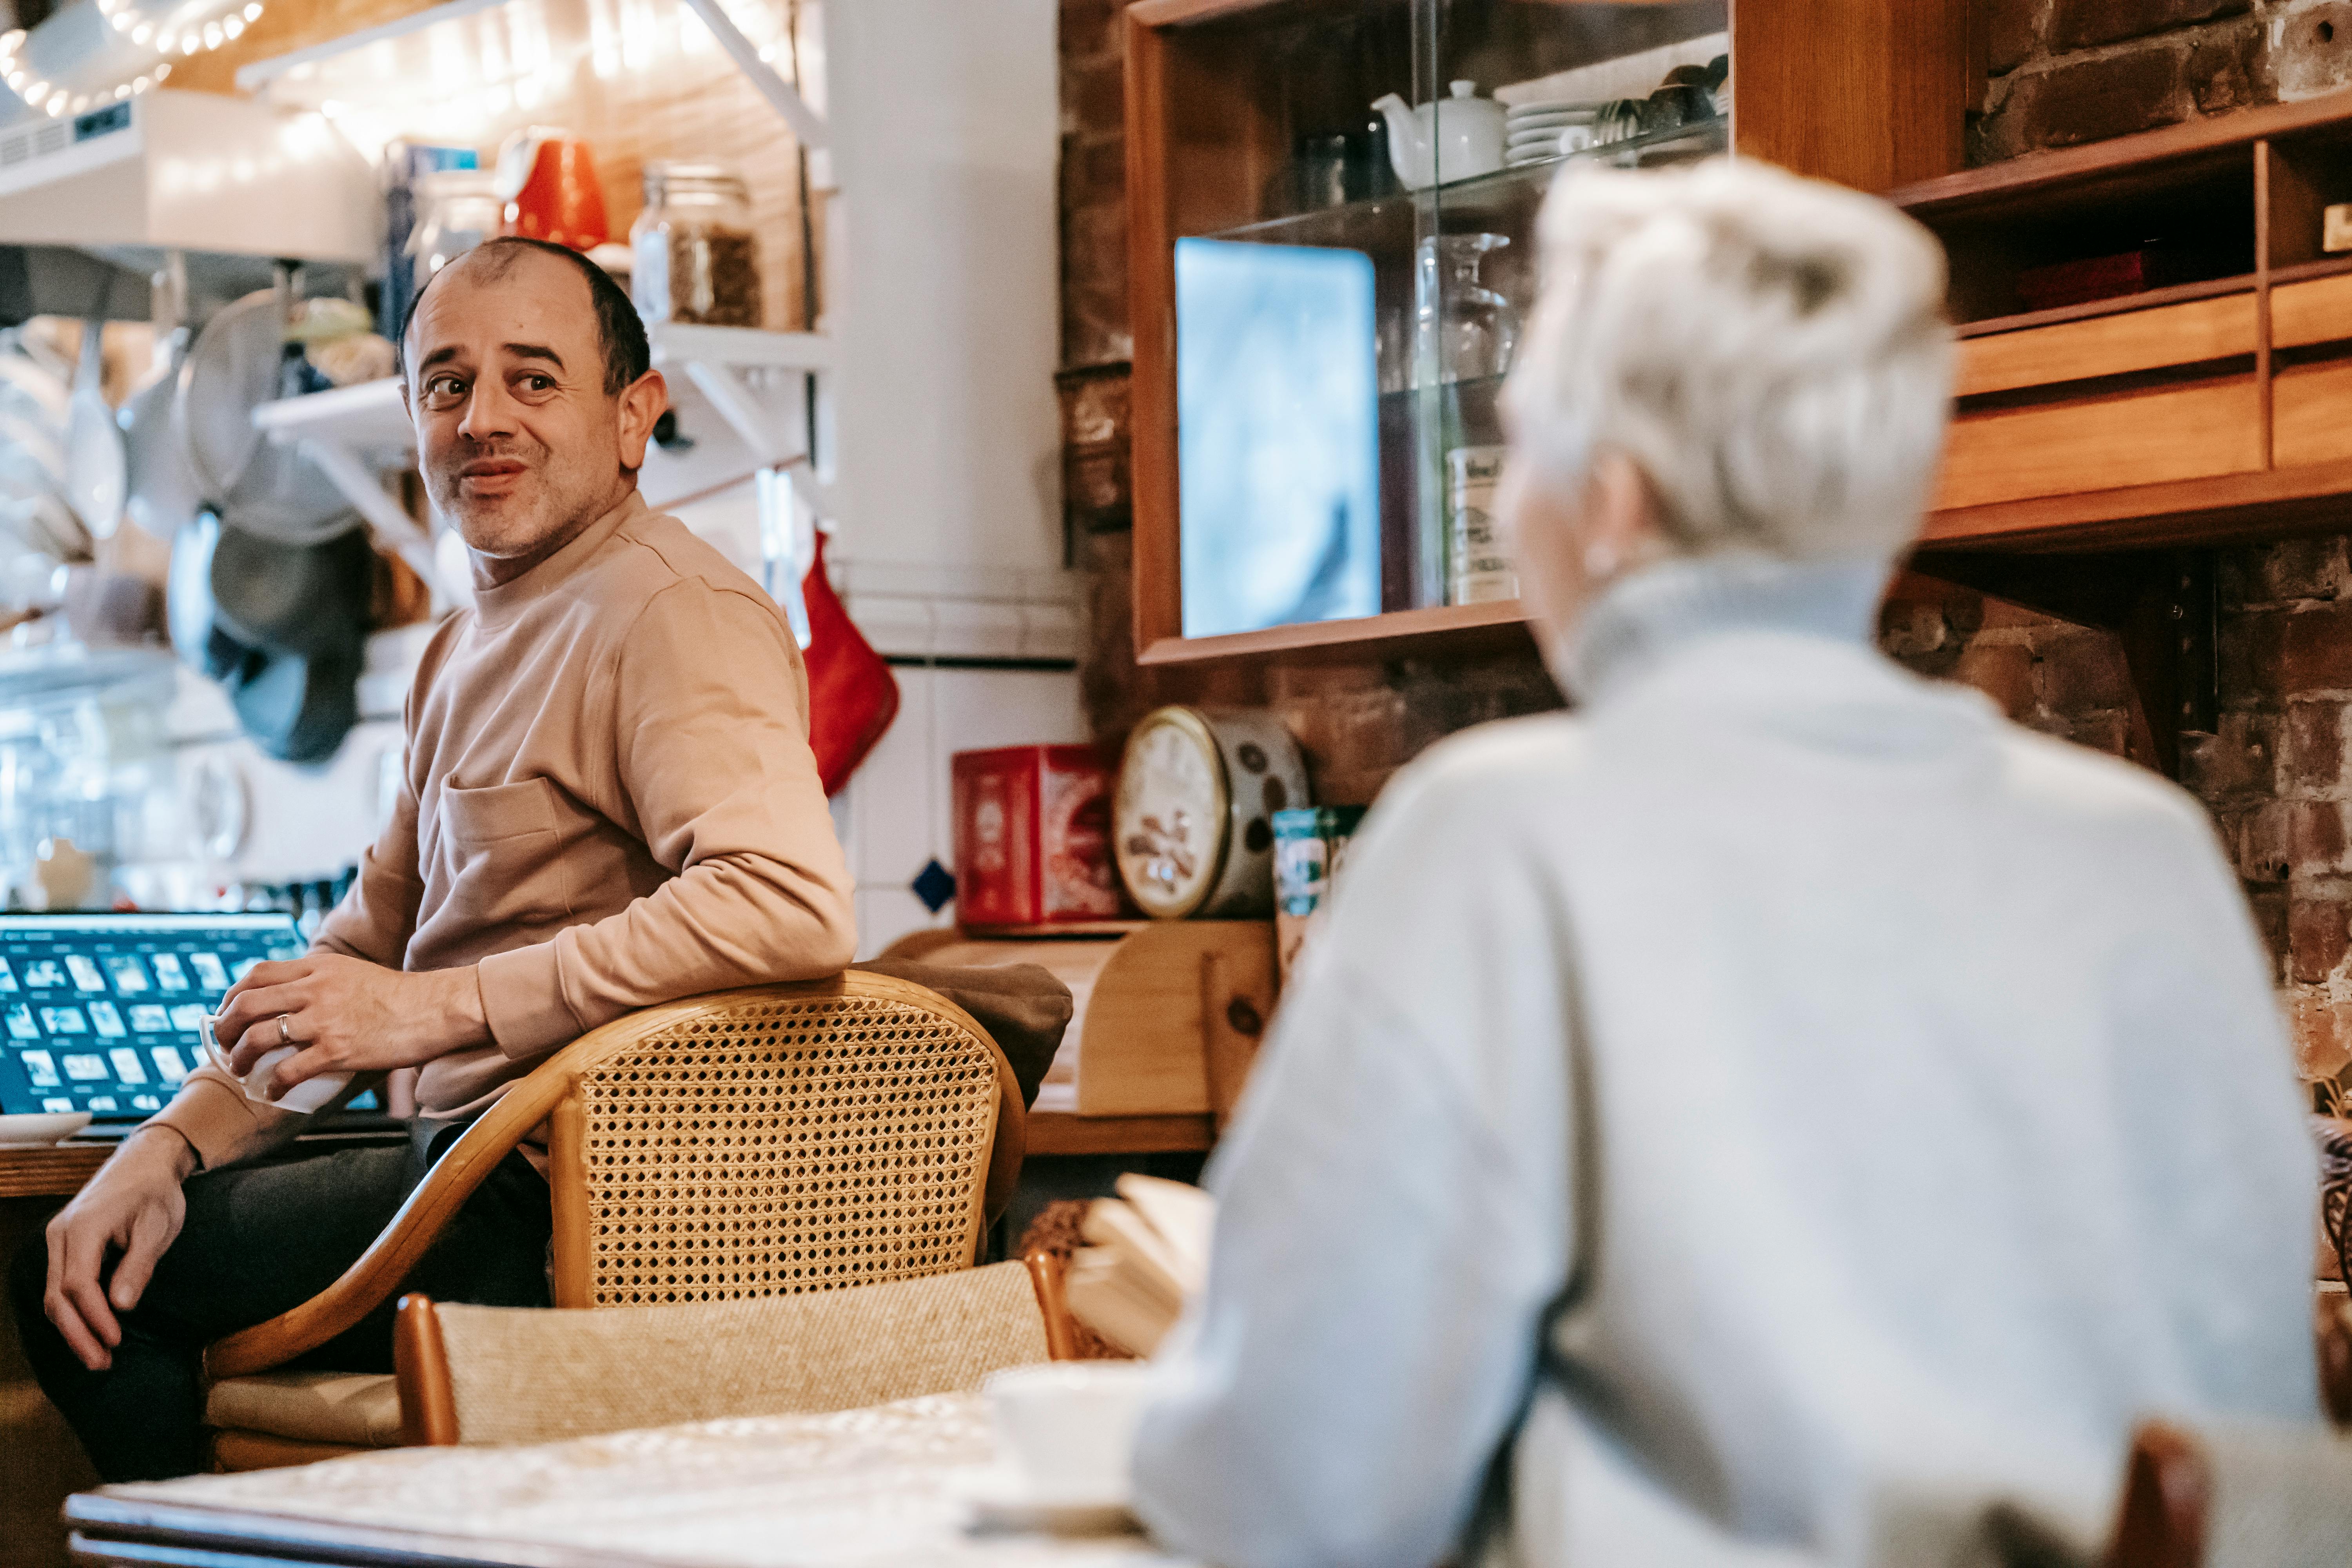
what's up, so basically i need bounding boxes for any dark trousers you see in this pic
[6,1123,550,1482]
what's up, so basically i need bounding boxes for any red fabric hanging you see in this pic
[800,532,899,796]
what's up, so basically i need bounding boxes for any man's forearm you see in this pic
[123,1122,201,1181]
[145,1070,308,1172]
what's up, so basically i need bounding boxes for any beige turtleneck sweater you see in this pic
[152,490,858,1170]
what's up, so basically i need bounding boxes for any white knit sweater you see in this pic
[1131,555,2321,1568]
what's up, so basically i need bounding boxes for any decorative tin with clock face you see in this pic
[1114,706,1310,920]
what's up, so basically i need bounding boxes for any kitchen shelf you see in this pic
[1201,120,1729,252]
[957,920,1152,940]
[236,0,825,150]
[1026,1111,1212,1157]
[1952,270,2260,342]
[251,324,832,512]
[1891,87,2352,554]
[249,376,408,448]
[1917,458,2352,555]
[1138,597,1533,666]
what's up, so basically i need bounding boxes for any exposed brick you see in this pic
[2033,626,2134,713]
[2049,0,2247,52]
[2236,803,2294,882]
[1990,0,2049,74]
[2068,708,2132,756]
[2280,602,2352,693]
[2290,989,2352,1080]
[1062,198,1132,366]
[2183,709,2279,800]
[1058,0,1128,67]
[2295,800,2352,876]
[2292,898,2352,983]
[2187,20,2265,113]
[1071,54,1125,137]
[2272,2,2352,99]
[2218,609,2285,699]
[1879,601,1957,665]
[2285,701,2344,791]
[2246,536,2347,604]
[2248,886,2292,973]
[1062,135,1127,217]
[1977,595,2060,631]
[1954,641,2037,720]
[2015,47,2189,149]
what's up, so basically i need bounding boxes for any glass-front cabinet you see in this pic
[1128,0,1732,659]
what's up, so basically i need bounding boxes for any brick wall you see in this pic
[1979,0,2352,162]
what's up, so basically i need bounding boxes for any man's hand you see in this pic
[214,955,489,1098]
[44,1127,195,1371]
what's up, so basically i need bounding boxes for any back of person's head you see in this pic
[1503,159,1953,563]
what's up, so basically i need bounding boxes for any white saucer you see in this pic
[0,1111,93,1147]
[949,1466,1140,1536]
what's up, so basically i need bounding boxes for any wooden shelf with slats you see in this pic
[1895,91,2352,554]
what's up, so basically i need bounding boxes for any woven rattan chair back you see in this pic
[546,978,1009,1308]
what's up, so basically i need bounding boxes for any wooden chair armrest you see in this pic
[203,1065,573,1381]
[2103,1420,2205,1568]
[1023,1249,1080,1361]
[393,1295,458,1446]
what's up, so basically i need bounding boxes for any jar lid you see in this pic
[642,160,748,201]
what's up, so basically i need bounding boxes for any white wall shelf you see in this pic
[235,0,825,150]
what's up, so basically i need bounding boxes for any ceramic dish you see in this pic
[0,1111,94,1147]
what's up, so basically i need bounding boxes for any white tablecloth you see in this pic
[109,1392,1185,1568]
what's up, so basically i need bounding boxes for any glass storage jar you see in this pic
[407,171,504,285]
[632,162,764,329]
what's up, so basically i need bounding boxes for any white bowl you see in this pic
[0,1111,93,1147]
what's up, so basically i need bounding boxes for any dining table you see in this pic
[65,1392,1187,1568]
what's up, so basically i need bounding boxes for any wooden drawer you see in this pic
[2275,359,2352,468]
[2272,272,2352,349]
[1935,373,2263,512]
[1953,290,2256,398]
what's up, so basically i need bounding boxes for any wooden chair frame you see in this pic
[390,1250,1085,1446]
[203,972,1027,1389]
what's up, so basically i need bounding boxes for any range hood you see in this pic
[0,88,376,262]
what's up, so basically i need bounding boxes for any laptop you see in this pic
[0,914,390,1133]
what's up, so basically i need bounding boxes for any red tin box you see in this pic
[951,745,1124,926]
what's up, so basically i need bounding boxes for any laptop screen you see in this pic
[0,914,308,1121]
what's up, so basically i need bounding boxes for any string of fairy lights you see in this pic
[0,0,264,120]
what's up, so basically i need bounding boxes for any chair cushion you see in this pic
[204,1370,403,1448]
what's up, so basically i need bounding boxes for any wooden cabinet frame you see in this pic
[1124,0,1974,666]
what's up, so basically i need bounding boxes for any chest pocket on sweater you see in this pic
[437,779,576,927]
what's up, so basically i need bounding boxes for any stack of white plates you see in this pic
[1505,99,1599,168]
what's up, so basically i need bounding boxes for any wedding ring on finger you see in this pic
[277,1012,293,1047]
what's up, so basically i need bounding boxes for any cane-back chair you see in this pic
[200,971,1025,1471]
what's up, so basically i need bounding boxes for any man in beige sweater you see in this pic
[12,238,856,1479]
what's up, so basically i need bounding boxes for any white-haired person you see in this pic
[1128,161,2321,1567]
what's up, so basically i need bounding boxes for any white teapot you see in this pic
[1372,80,1505,191]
